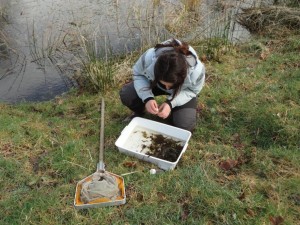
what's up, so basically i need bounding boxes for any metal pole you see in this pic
[98,98,105,171]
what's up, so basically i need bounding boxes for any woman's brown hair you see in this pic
[151,39,191,101]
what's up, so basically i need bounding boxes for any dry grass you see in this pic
[114,55,135,87]
[236,6,300,34]
[163,0,205,39]
[164,7,201,38]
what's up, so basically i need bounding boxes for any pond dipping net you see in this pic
[80,171,120,204]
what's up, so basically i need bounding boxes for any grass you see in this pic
[0,32,299,224]
[1,0,299,224]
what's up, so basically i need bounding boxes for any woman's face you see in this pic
[159,80,174,90]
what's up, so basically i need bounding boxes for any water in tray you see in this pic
[123,126,185,161]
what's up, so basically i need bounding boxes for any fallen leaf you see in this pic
[219,159,238,171]
[157,192,167,201]
[233,143,245,149]
[196,103,206,113]
[137,193,144,202]
[259,48,270,60]
[181,211,189,221]
[1,143,14,157]
[238,190,246,201]
[200,54,207,62]
[259,52,268,60]
[246,208,255,217]
[123,161,137,168]
[269,215,284,225]
[220,98,229,104]
[180,203,190,221]
[224,174,236,181]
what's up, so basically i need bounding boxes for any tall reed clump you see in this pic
[27,21,65,68]
[72,31,123,94]
[73,0,243,92]
[164,0,202,39]
[187,1,241,62]
[0,6,8,60]
[81,58,117,93]
[144,0,236,62]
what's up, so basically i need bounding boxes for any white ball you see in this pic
[150,169,156,175]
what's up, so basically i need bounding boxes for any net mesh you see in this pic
[80,171,120,204]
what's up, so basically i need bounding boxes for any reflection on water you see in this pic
[0,0,256,103]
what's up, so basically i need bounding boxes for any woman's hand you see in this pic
[157,102,171,119]
[145,100,159,115]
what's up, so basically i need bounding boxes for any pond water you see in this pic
[0,0,258,103]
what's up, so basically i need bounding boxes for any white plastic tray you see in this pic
[115,117,191,170]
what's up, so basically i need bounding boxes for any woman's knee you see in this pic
[119,82,136,106]
[120,82,145,113]
[171,108,196,131]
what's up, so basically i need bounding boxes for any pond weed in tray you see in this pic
[127,128,183,162]
[115,117,192,170]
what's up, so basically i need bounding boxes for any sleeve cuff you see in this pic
[165,100,172,109]
[144,97,154,103]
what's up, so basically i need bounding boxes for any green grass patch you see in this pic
[0,34,299,225]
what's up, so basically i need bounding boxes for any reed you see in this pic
[27,21,65,68]
[0,5,13,79]
[236,6,300,34]
[71,0,245,90]
[81,59,117,93]
[0,6,7,59]
[0,5,6,19]
[67,26,117,94]
[0,31,8,60]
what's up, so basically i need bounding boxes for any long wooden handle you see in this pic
[99,98,105,169]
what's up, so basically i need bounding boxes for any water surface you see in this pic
[0,0,254,103]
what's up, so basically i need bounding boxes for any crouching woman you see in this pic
[120,39,205,132]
